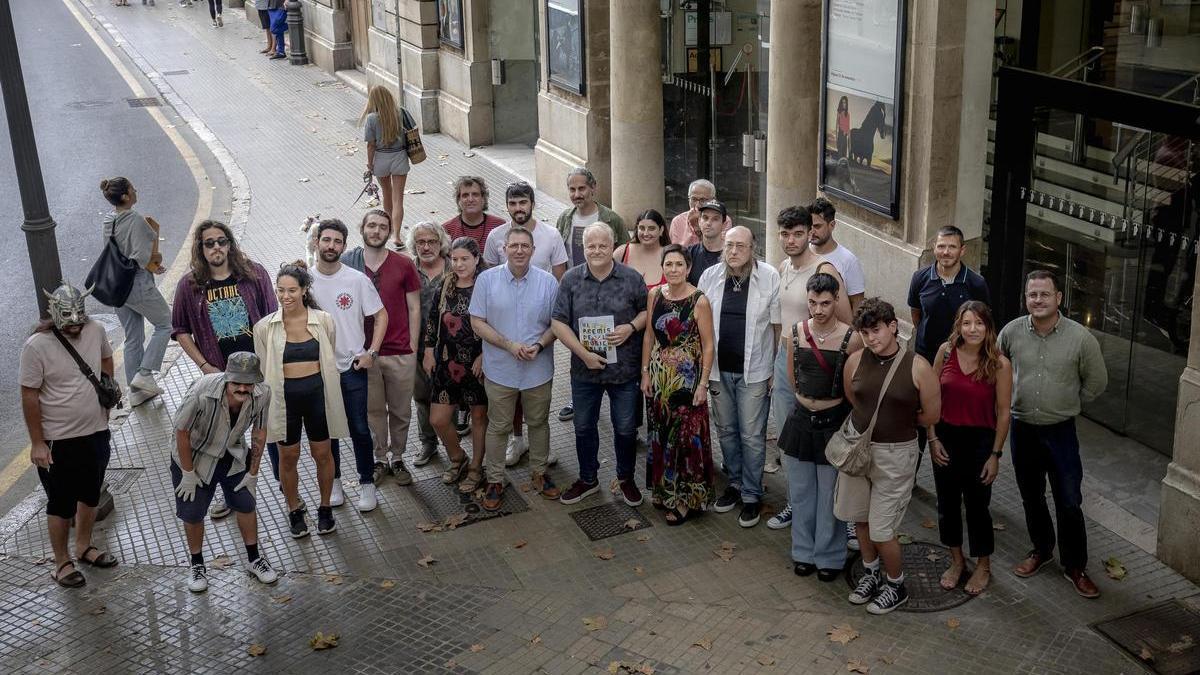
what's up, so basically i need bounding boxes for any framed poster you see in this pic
[546,0,585,95]
[819,0,906,219]
[437,0,463,49]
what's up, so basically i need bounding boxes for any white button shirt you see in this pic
[698,261,781,384]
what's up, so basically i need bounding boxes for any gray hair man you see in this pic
[670,179,732,247]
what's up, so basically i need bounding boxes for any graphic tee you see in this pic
[310,264,385,372]
[205,277,254,361]
[569,209,595,267]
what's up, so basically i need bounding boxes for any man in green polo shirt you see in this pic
[998,270,1107,599]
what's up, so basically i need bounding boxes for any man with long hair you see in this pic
[442,176,505,254]
[172,220,279,520]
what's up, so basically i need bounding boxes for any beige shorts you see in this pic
[833,438,920,542]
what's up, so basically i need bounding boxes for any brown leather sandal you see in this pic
[52,560,86,588]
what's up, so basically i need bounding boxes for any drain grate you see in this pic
[104,468,145,495]
[569,502,652,541]
[846,541,974,613]
[126,97,162,107]
[410,476,528,527]
[161,69,190,76]
[1094,599,1200,674]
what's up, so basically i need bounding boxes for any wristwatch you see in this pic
[991,449,1004,458]
[367,349,379,359]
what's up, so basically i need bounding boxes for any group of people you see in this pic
[115,2,290,60]
[22,163,1109,616]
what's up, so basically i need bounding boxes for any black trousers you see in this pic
[932,422,996,557]
[1010,418,1088,571]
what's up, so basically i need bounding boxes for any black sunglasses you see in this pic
[202,237,231,250]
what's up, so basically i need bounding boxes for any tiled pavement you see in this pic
[2,2,1198,673]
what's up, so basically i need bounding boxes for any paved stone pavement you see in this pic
[2,2,1198,673]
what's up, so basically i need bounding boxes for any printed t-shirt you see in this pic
[310,264,385,372]
[205,276,255,361]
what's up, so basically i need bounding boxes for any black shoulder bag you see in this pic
[50,328,123,410]
[85,222,139,308]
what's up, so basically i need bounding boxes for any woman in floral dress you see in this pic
[640,244,716,525]
[423,237,488,493]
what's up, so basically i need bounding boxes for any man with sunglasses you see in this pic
[173,220,278,520]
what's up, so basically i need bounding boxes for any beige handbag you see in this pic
[401,108,426,165]
[825,345,906,477]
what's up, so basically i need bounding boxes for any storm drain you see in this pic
[410,476,528,527]
[103,468,144,495]
[1094,599,1200,674]
[569,502,652,541]
[126,97,162,107]
[846,541,974,612]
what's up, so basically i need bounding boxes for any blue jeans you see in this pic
[115,269,171,383]
[1010,418,1087,570]
[711,371,769,503]
[769,347,793,465]
[782,454,846,569]
[572,378,640,485]
[333,368,373,485]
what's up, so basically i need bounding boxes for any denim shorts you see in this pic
[170,453,255,524]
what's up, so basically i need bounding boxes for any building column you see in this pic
[763,0,821,265]
[1159,262,1200,583]
[609,1,663,221]
[397,0,440,131]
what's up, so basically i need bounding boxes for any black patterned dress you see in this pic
[424,283,487,406]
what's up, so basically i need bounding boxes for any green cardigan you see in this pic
[555,203,629,247]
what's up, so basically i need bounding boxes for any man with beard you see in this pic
[686,200,730,286]
[555,167,628,269]
[406,221,456,461]
[809,198,867,312]
[309,219,391,513]
[171,352,278,593]
[341,211,423,502]
[907,225,990,364]
[20,282,119,588]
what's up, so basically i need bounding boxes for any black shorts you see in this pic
[170,453,256,524]
[284,373,329,445]
[258,9,270,29]
[37,430,112,519]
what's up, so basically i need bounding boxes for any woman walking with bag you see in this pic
[928,301,1011,595]
[362,86,411,247]
[99,177,172,407]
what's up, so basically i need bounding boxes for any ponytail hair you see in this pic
[278,260,320,310]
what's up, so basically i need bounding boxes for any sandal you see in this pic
[664,507,693,526]
[441,457,469,484]
[458,467,483,494]
[77,546,119,568]
[964,566,991,596]
[940,561,965,590]
[52,560,86,588]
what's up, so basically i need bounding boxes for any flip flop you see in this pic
[52,560,86,588]
[78,546,119,568]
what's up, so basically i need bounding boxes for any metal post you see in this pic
[0,0,63,318]
[286,0,308,66]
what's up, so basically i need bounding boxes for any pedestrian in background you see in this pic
[207,0,223,26]
[362,86,410,244]
[99,176,171,407]
[254,0,274,54]
[267,0,287,60]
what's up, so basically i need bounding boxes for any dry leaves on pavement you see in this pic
[583,615,609,631]
[530,635,543,645]
[518,483,532,493]
[623,518,641,530]
[247,644,267,657]
[309,632,339,650]
[210,555,234,569]
[827,624,860,645]
[992,521,1007,531]
[637,533,652,543]
[417,554,438,568]
[608,661,655,674]
[89,605,107,616]
[443,513,469,530]
[1139,645,1154,661]
[512,539,529,549]
[691,637,713,651]
[713,541,737,562]
[756,654,777,667]
[594,548,616,561]
[633,566,645,576]
[325,574,343,585]
[946,617,961,630]
[469,644,485,653]
[380,580,396,589]
[1104,556,1127,581]
[271,594,292,605]
[847,658,871,673]
[416,522,443,533]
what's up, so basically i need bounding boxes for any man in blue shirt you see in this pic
[907,225,990,363]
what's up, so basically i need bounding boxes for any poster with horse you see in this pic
[819,0,906,218]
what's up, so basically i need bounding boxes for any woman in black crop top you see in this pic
[777,273,862,581]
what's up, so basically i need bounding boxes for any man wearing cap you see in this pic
[171,352,278,593]
[687,200,729,286]
[669,179,733,247]
[20,282,119,588]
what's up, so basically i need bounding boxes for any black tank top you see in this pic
[791,323,853,399]
[850,347,920,443]
[282,338,319,364]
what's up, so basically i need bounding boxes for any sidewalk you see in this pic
[1,2,1197,673]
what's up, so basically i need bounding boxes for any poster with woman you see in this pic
[819,0,906,218]
[438,0,463,48]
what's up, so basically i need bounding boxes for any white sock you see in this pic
[887,573,904,585]
[863,558,880,574]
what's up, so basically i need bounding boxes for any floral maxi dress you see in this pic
[647,290,714,510]
[424,283,487,406]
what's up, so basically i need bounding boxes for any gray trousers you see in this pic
[412,365,439,450]
[115,269,171,383]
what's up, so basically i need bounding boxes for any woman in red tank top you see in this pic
[613,209,669,290]
[927,300,1012,596]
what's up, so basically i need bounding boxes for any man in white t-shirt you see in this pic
[483,182,568,279]
[309,219,391,514]
[809,197,867,312]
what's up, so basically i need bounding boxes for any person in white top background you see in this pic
[808,197,867,312]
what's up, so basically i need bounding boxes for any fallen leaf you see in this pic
[921,519,936,529]
[1167,635,1195,654]
[438,154,449,160]
[926,553,941,562]
[946,617,960,630]
[713,541,737,562]
[594,548,615,561]
[89,605,107,616]
[756,654,777,667]
[623,518,641,530]
[210,555,234,569]
[1138,646,1154,661]
[469,643,485,653]
[720,541,738,551]
[637,533,652,542]
[271,594,292,604]
[609,479,622,494]
[530,634,542,645]
[443,513,469,530]
[583,615,609,631]
[33,557,50,566]
[325,574,343,585]
[309,631,339,650]
[847,658,870,673]
[827,624,859,645]
[692,637,713,650]
[1104,556,1127,581]
[380,580,396,589]
[518,483,532,493]
[463,151,476,157]
[298,177,311,183]
[992,521,1007,531]
[445,659,458,668]
[247,643,267,657]
[878,655,897,665]
[416,522,443,533]
[633,566,645,575]
[417,554,437,567]
[512,539,528,549]
[897,533,913,545]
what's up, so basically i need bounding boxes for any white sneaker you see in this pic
[247,557,278,584]
[208,498,231,519]
[357,484,378,512]
[329,480,345,507]
[504,435,528,467]
[187,563,208,593]
[130,372,164,395]
[128,388,159,407]
[764,461,781,474]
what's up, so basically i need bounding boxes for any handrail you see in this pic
[1162,72,1200,104]
[1049,46,1105,79]
[1111,73,1200,172]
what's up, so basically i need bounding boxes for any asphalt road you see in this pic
[0,0,206,514]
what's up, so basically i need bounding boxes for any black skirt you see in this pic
[778,401,850,464]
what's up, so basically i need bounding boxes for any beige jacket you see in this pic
[253,308,349,443]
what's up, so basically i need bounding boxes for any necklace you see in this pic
[731,275,744,293]
[809,320,837,344]
[875,348,901,365]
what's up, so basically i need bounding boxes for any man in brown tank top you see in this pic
[836,299,941,614]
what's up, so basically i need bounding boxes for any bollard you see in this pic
[286,0,309,66]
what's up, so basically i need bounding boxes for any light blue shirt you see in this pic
[469,263,558,389]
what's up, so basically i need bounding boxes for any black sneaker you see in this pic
[848,569,881,605]
[557,404,574,422]
[738,502,762,528]
[372,461,390,484]
[316,506,336,535]
[713,486,741,513]
[289,508,309,539]
[867,579,909,614]
[390,459,413,486]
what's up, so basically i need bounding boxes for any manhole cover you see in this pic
[846,541,973,612]
[1094,599,1200,674]
[126,97,162,107]
[410,476,527,527]
[161,69,190,76]
[104,468,144,495]
[569,502,652,541]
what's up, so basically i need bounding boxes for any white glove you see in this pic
[175,469,200,502]
[234,471,258,499]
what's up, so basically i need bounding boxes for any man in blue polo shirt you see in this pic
[907,225,990,363]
